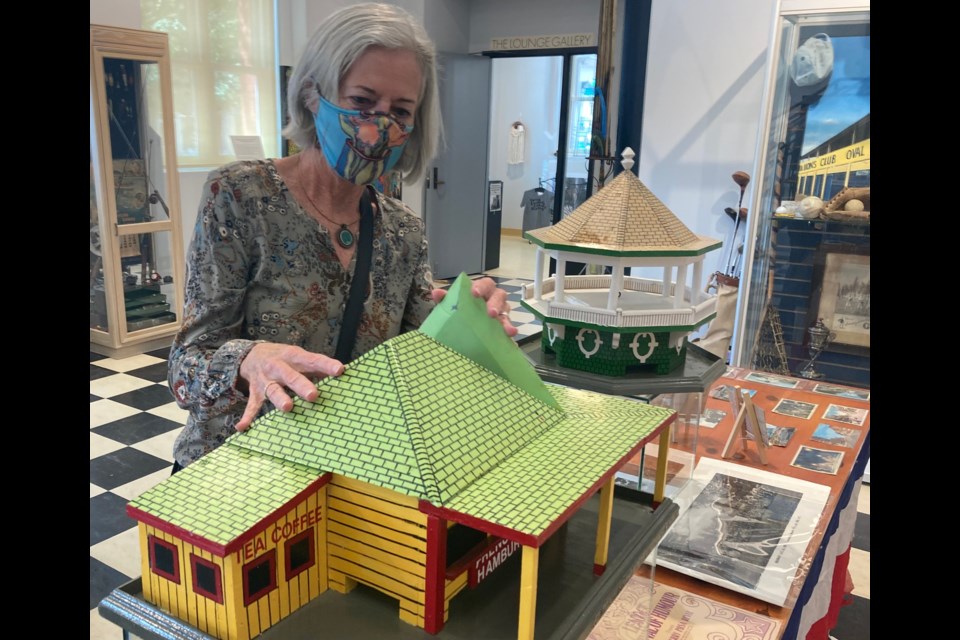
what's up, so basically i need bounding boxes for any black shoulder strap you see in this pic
[334,186,376,363]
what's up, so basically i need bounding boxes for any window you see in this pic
[149,535,180,583]
[285,528,316,580]
[141,0,278,167]
[243,549,277,605]
[191,554,223,603]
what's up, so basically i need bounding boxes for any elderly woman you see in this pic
[168,2,515,472]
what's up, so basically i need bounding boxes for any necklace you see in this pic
[297,154,360,249]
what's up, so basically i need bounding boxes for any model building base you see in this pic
[542,325,687,376]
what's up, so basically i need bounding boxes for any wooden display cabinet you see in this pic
[89,25,185,358]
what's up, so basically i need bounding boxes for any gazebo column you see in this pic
[555,257,566,303]
[607,261,623,310]
[674,264,688,308]
[534,248,544,301]
[692,260,703,305]
[661,266,672,299]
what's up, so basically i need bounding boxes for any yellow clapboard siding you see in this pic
[328,532,425,575]
[327,484,426,524]
[266,580,281,631]
[330,474,420,508]
[328,545,425,593]
[224,559,249,640]
[445,571,468,603]
[327,520,426,559]
[314,489,328,596]
[138,524,152,603]
[398,607,422,627]
[328,556,425,603]
[328,496,427,538]
[328,509,428,551]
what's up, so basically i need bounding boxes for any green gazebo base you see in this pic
[542,326,686,377]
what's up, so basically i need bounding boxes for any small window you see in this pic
[191,554,223,604]
[823,172,846,201]
[285,528,316,580]
[243,549,277,606]
[812,175,824,199]
[149,535,180,584]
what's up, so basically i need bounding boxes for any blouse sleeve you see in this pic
[400,223,436,333]
[167,173,262,421]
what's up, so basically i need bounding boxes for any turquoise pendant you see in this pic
[336,225,355,249]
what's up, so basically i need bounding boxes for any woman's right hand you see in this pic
[235,343,346,431]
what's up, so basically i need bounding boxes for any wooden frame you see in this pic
[722,386,768,464]
[817,252,870,347]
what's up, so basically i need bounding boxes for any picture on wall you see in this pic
[817,252,870,347]
[655,458,830,606]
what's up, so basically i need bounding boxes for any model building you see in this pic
[126,273,675,640]
[522,148,723,376]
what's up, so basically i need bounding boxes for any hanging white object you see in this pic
[508,122,525,165]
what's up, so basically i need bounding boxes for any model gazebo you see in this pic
[124,273,675,640]
[521,148,723,376]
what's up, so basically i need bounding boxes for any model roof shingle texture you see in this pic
[525,169,721,255]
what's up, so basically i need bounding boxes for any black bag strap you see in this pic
[334,185,376,363]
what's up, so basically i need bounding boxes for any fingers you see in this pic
[431,288,447,304]
[236,343,346,432]
[471,277,510,319]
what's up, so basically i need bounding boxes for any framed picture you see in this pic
[488,180,503,213]
[817,252,870,347]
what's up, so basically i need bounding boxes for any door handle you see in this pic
[433,167,445,190]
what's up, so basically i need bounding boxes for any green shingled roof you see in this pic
[128,281,675,546]
[127,443,322,547]
[231,331,566,506]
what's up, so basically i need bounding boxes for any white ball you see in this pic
[798,196,824,219]
[844,199,865,212]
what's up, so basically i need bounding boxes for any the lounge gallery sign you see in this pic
[489,33,594,51]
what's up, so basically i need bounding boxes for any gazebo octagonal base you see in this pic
[542,326,687,376]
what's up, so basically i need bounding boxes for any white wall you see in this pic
[487,57,562,231]
[635,0,778,289]
[92,0,782,282]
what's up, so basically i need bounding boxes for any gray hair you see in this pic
[283,2,443,183]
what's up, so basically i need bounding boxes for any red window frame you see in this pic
[242,548,277,606]
[148,535,180,584]
[190,553,224,604]
[284,527,316,581]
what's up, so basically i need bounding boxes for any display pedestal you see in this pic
[99,493,678,640]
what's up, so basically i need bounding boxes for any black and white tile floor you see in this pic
[90,276,868,639]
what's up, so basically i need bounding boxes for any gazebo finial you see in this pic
[620,147,636,173]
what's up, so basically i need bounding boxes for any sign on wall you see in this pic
[490,33,594,51]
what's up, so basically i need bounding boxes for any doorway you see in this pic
[484,49,598,279]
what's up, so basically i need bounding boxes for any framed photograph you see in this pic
[812,383,870,401]
[790,445,844,475]
[771,398,818,420]
[488,180,503,213]
[711,385,756,402]
[765,424,796,447]
[817,252,870,347]
[744,371,800,389]
[655,457,830,606]
[698,408,726,429]
[811,423,862,448]
[822,403,869,426]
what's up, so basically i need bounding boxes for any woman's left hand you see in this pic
[431,277,519,338]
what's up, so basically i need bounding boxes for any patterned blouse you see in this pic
[169,159,435,467]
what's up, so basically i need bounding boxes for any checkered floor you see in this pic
[90,275,868,639]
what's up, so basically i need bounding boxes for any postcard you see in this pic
[699,408,727,429]
[771,398,818,420]
[710,385,757,401]
[810,423,862,448]
[822,404,869,426]
[744,371,800,389]
[765,424,796,447]
[655,458,830,606]
[588,578,782,640]
[790,445,844,475]
[812,383,870,402]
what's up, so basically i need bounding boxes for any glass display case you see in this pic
[733,4,869,389]
[90,25,185,358]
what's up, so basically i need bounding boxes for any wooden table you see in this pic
[635,367,870,640]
